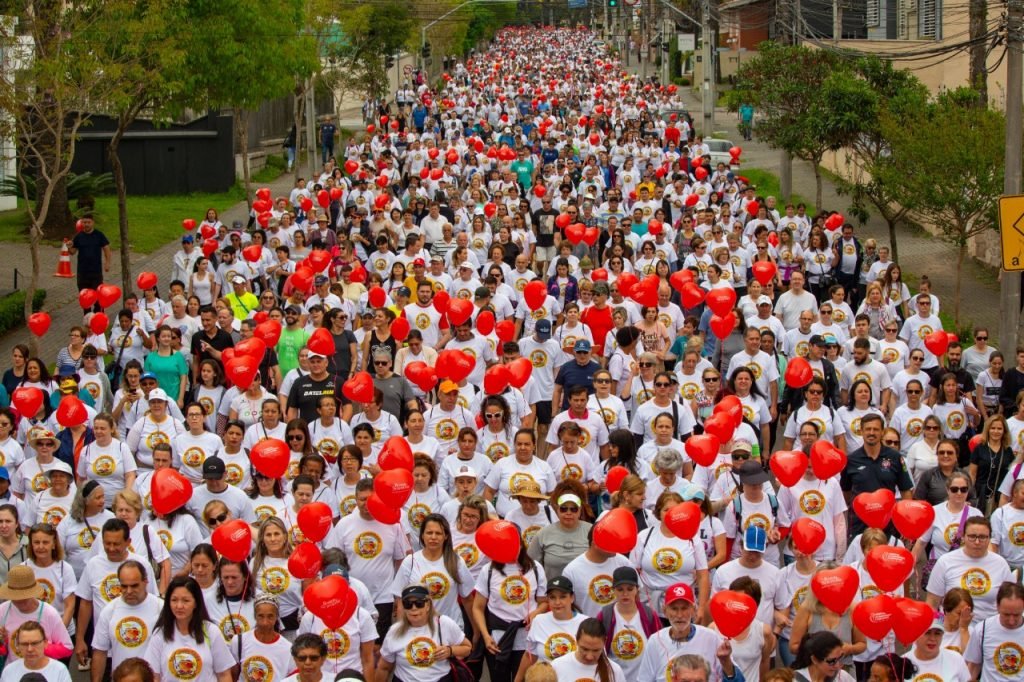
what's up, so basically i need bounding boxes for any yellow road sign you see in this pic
[999,194,1024,271]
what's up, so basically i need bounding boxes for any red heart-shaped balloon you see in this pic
[483,364,511,395]
[447,298,474,327]
[709,312,737,340]
[565,223,585,245]
[150,468,193,516]
[751,261,777,286]
[379,436,415,472]
[714,395,744,428]
[810,441,847,480]
[663,501,702,540]
[234,337,266,362]
[254,320,282,348]
[605,466,630,495]
[784,356,813,389]
[770,450,809,487]
[630,276,659,308]
[681,282,706,309]
[242,245,263,264]
[476,520,522,564]
[705,288,738,317]
[853,489,896,530]
[892,598,935,646]
[27,312,51,337]
[475,310,495,336]
[669,270,693,294]
[436,350,474,383]
[212,519,252,562]
[582,227,599,247]
[593,508,638,554]
[182,218,196,231]
[709,590,758,638]
[790,518,827,556]
[367,492,401,524]
[136,272,158,291]
[684,433,720,467]
[343,372,375,404]
[391,317,410,342]
[923,329,949,357]
[368,286,387,309]
[78,289,98,309]
[852,595,897,641]
[307,328,336,357]
[495,320,516,342]
[288,541,323,580]
[702,413,735,446]
[373,468,414,508]
[11,387,43,418]
[55,395,87,428]
[88,312,109,336]
[202,238,219,258]
[506,358,533,389]
[811,565,860,614]
[304,575,355,629]
[864,544,915,593]
[891,500,935,540]
[225,355,259,388]
[344,160,358,174]
[329,187,343,202]
[523,280,547,311]
[297,502,334,543]
[250,438,290,479]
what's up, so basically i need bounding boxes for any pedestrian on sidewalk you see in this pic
[69,215,111,293]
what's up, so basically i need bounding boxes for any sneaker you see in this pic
[78,658,91,671]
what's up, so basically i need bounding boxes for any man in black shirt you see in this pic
[840,413,914,538]
[531,195,560,277]
[189,305,234,384]
[287,350,342,422]
[69,216,111,290]
[927,343,976,404]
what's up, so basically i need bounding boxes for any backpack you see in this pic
[732,491,779,533]
[598,601,662,651]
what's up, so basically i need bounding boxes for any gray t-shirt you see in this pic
[527,521,592,580]
[961,345,995,381]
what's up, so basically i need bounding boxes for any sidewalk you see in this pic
[669,78,999,332]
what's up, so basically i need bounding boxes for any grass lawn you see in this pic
[0,163,286,254]
[738,168,816,214]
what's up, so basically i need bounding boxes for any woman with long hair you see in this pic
[110,490,171,594]
[379,584,472,682]
[905,414,943,485]
[246,468,288,526]
[837,379,886,452]
[77,413,136,507]
[478,396,516,465]
[789,563,866,671]
[249,517,302,633]
[147,576,234,682]
[792,631,856,682]
[969,413,1015,509]
[392,514,474,629]
[515,573,587,675]
[193,360,225,434]
[912,469,982,590]
[880,263,911,320]
[360,308,398,374]
[56,482,111,576]
[24,523,76,633]
[205,558,256,648]
[402,456,452,546]
[549,618,625,682]
[932,373,981,467]
[2,344,29,395]
[189,544,219,604]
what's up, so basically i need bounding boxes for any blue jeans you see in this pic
[321,143,334,163]
[777,635,796,667]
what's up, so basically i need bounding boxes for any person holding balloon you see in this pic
[250,517,304,634]
[378,584,472,682]
[788,562,865,671]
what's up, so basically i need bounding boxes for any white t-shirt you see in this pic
[964,616,1024,681]
[326,513,412,603]
[926,549,1014,620]
[389,551,475,627]
[630,527,708,596]
[92,594,164,669]
[484,456,557,517]
[172,431,223,485]
[145,622,236,682]
[551,651,627,682]
[712,559,781,626]
[526,611,589,662]
[379,615,467,682]
[75,551,157,620]
[76,439,138,507]
[777,477,847,561]
[905,647,971,682]
[474,561,547,650]
[0,659,72,682]
[638,626,726,682]
[561,553,633,618]
[297,606,378,678]
[237,630,295,682]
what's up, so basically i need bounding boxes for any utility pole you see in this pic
[701,0,713,134]
[641,0,649,79]
[1001,0,1023,350]
[305,77,317,178]
[832,0,841,43]
[780,0,800,201]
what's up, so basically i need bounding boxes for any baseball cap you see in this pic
[756,296,772,306]
[738,459,769,485]
[147,388,170,403]
[401,585,430,601]
[322,564,348,579]
[334,670,366,682]
[430,254,444,262]
[315,275,329,286]
[453,466,478,480]
[202,457,226,480]
[459,262,475,270]
[743,525,768,553]
[397,286,411,297]
[681,483,706,502]
[439,380,460,393]
[809,334,827,346]
[0,467,9,481]
[181,235,194,244]
[535,319,552,338]
[556,493,582,507]
[823,334,839,346]
[307,350,328,360]
[231,220,243,230]
[664,582,696,606]
[573,339,592,353]
[732,439,753,455]
[45,460,74,478]
[474,286,491,299]
[612,567,639,588]
[927,612,945,632]
[285,305,302,314]
[231,275,246,285]
[140,372,158,383]
[413,258,426,267]
[547,576,574,594]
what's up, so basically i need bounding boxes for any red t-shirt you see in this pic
[581,304,614,356]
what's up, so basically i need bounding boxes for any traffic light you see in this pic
[385,55,395,69]
[421,43,432,59]
[662,41,670,52]
[608,0,618,6]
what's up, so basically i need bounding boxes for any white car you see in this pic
[705,138,741,167]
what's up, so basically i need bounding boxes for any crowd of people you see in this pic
[0,23,1020,682]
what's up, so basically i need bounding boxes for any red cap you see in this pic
[664,582,695,606]
[413,258,426,267]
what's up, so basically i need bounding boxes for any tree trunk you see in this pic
[886,217,900,264]
[779,151,792,203]
[969,0,988,105]
[35,177,73,239]
[108,123,132,295]
[293,88,305,182]
[25,222,41,358]
[813,163,823,213]
[236,109,252,210]
[955,240,965,327]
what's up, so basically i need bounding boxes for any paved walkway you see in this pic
[0,108,366,365]
[670,82,999,332]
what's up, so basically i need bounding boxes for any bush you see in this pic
[0,172,114,201]
[0,289,47,337]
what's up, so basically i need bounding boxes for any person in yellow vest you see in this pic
[226,275,259,320]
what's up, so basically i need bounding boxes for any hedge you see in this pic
[0,289,47,336]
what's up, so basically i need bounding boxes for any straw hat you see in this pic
[0,565,44,601]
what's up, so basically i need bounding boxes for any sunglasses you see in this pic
[654,382,672,388]
[485,412,503,419]
[374,360,390,366]
[949,486,970,493]
[977,336,988,341]
[594,378,611,384]
[924,424,939,430]
[296,654,322,663]
[883,440,900,447]
[207,512,229,525]
[559,505,580,513]
[639,362,654,368]
[823,656,843,666]
[703,376,719,382]
[806,389,823,395]
[402,598,427,609]
[731,453,750,461]
[287,434,305,441]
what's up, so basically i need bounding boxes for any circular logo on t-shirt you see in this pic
[41,507,66,526]
[317,438,340,463]
[612,629,644,660]
[145,430,169,450]
[405,637,436,667]
[423,572,451,600]
[218,614,250,639]
[78,528,96,549]
[340,495,356,517]
[946,411,965,431]
[225,463,244,486]
[544,632,577,659]
[38,577,55,604]
[181,447,205,469]
[100,574,122,602]
[116,616,147,647]
[254,505,277,523]
[961,567,992,597]
[882,348,900,363]
[30,474,48,493]
[652,547,682,574]
[995,641,1024,676]
[588,574,615,605]
[455,542,480,568]
[530,350,548,368]
[907,418,924,437]
[407,503,431,530]
[170,648,203,680]
[1008,522,1024,547]
[500,575,530,605]
[261,566,290,594]
[198,396,215,416]
[799,490,826,516]
[92,455,116,477]
[325,628,351,658]
[354,532,382,559]
[560,463,583,481]
[743,512,772,533]
[242,656,273,682]
[795,341,810,357]
[485,441,510,463]
[435,418,458,441]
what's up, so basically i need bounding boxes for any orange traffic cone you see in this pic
[54,240,74,278]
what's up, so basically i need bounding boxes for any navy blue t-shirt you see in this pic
[554,359,601,409]
[71,229,109,274]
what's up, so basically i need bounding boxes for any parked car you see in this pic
[705,138,740,167]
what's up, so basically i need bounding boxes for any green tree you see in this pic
[728,42,872,209]
[874,88,1004,325]
[326,1,415,105]
[833,57,929,263]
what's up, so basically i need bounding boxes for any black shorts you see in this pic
[535,400,552,426]
[375,601,395,643]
